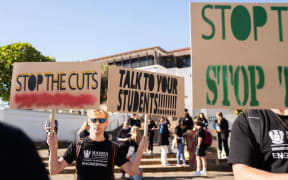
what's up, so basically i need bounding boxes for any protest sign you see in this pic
[190,3,288,109]
[10,62,101,109]
[107,66,185,117]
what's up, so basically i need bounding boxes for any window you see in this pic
[176,56,191,68]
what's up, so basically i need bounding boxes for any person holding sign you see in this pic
[47,109,148,180]
[229,109,288,179]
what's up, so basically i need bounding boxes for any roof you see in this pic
[83,46,190,62]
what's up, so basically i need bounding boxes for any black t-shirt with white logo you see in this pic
[175,125,185,143]
[228,109,288,173]
[63,137,128,180]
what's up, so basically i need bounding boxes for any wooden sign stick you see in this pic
[50,109,56,133]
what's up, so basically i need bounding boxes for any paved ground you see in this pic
[42,147,234,180]
[50,171,234,180]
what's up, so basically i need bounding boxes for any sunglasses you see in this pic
[90,118,106,124]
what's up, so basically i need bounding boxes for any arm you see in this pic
[117,137,130,142]
[233,164,288,180]
[47,132,69,175]
[121,135,148,176]
[197,136,202,148]
[175,134,178,148]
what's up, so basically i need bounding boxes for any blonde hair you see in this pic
[130,126,141,144]
[87,109,109,119]
[78,119,89,134]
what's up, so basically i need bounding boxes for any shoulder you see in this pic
[0,122,29,143]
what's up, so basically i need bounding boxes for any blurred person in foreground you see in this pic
[1,122,49,180]
[229,109,288,180]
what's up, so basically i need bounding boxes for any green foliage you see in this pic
[0,42,55,101]
[100,63,109,103]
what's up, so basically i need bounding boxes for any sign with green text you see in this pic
[190,3,288,109]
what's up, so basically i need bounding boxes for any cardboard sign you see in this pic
[10,62,101,109]
[107,66,185,117]
[190,3,288,109]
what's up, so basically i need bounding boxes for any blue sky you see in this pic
[0,0,286,62]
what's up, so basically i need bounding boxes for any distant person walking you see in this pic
[199,112,208,129]
[181,109,194,165]
[128,114,141,128]
[148,118,158,155]
[175,120,187,166]
[216,112,230,158]
[117,120,131,179]
[159,116,170,166]
[192,116,208,176]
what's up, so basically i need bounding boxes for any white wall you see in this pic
[0,109,128,142]
[0,109,86,142]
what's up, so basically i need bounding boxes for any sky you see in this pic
[0,0,287,62]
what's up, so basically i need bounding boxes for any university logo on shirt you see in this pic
[269,130,284,145]
[84,150,91,158]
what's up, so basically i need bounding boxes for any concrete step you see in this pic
[46,160,231,174]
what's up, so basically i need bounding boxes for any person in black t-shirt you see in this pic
[229,109,288,179]
[199,112,208,129]
[117,120,131,179]
[159,116,170,166]
[117,120,131,144]
[183,109,193,130]
[47,109,148,180]
[192,116,207,176]
[216,112,229,158]
[175,121,187,166]
[148,118,158,155]
[1,122,50,180]
[180,109,194,165]
[128,114,141,128]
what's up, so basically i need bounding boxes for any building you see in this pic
[85,46,191,69]
[85,46,236,127]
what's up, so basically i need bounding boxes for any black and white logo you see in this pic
[269,130,284,145]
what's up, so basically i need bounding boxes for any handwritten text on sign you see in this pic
[107,66,184,117]
[10,62,101,109]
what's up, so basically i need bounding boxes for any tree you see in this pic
[0,42,55,102]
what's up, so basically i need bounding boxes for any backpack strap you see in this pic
[111,142,118,180]
[74,138,84,179]
[75,138,84,160]
[246,110,263,145]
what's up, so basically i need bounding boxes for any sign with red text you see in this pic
[107,66,185,117]
[190,3,288,109]
[10,62,101,109]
